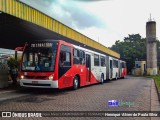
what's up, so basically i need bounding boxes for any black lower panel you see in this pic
[58,66,71,79]
[23,83,50,86]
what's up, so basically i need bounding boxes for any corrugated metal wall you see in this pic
[0,0,120,58]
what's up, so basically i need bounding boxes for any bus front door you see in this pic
[86,54,91,82]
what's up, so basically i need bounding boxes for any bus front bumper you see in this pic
[20,79,58,88]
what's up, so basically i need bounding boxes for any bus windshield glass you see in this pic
[22,42,57,72]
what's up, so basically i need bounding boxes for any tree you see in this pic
[111,34,146,73]
[157,40,160,67]
[7,58,20,68]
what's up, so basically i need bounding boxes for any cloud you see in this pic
[73,0,112,2]
[19,0,106,30]
[61,3,105,29]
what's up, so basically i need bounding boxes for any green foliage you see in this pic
[148,75,160,92]
[7,58,20,68]
[111,34,160,73]
[157,41,160,67]
[111,34,146,73]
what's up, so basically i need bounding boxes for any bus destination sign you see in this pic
[31,43,52,48]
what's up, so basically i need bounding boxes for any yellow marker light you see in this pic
[48,74,54,80]
[20,75,24,79]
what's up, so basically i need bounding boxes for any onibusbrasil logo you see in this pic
[108,100,134,107]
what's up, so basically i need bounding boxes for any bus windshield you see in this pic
[22,42,57,72]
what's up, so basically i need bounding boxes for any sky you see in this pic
[18,0,160,47]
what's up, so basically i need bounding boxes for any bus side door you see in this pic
[86,54,91,82]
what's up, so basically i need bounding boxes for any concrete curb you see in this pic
[0,88,30,102]
[153,79,160,102]
[0,90,17,94]
[0,94,29,102]
[0,80,31,102]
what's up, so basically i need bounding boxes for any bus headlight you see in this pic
[48,74,54,80]
[20,75,24,79]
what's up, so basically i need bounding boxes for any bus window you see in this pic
[22,45,57,72]
[79,50,85,65]
[73,49,80,64]
[122,62,126,68]
[100,56,105,66]
[113,60,118,68]
[124,63,126,68]
[59,45,71,67]
[110,60,112,69]
[60,51,66,66]
[94,54,99,66]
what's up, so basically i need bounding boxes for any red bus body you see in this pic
[120,60,127,78]
[20,40,127,89]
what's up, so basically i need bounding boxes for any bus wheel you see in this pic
[73,76,79,90]
[101,74,104,84]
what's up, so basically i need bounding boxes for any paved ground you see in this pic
[0,76,160,120]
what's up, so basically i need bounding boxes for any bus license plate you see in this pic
[32,81,38,84]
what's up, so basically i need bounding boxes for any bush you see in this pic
[7,58,20,68]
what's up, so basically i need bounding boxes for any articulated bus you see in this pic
[19,40,127,89]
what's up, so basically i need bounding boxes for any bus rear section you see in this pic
[120,60,127,78]
[109,57,119,80]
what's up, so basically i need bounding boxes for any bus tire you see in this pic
[73,76,79,90]
[101,74,104,84]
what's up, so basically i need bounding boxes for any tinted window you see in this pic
[110,60,112,69]
[100,56,105,66]
[73,49,85,65]
[122,62,126,68]
[73,49,79,64]
[79,50,85,65]
[59,45,71,67]
[94,54,99,66]
[22,42,58,72]
[113,60,118,68]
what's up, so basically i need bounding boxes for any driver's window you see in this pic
[59,45,71,67]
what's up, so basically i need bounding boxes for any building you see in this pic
[134,61,146,76]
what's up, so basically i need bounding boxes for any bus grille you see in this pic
[25,76,46,79]
[23,83,51,86]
